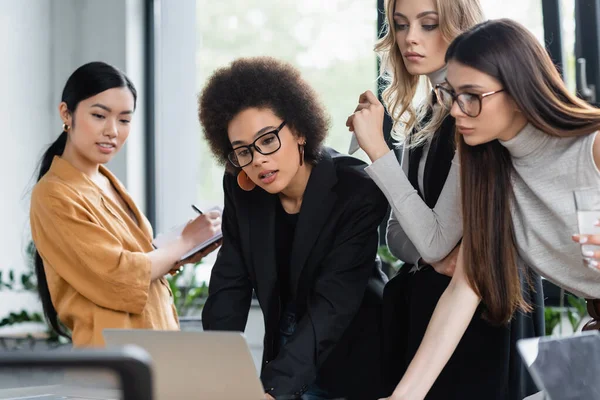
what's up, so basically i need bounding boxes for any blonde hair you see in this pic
[375,0,484,146]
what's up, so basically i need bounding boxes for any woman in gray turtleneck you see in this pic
[367,19,600,400]
[347,1,542,400]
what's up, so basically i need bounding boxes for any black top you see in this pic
[407,106,456,208]
[275,201,298,306]
[202,147,389,400]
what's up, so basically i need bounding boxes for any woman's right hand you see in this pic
[345,90,390,162]
[148,210,222,280]
[180,211,222,251]
[426,243,460,277]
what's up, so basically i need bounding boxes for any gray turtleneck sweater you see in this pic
[367,117,600,298]
[500,123,600,298]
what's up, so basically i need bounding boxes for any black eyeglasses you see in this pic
[434,84,504,118]
[228,121,286,168]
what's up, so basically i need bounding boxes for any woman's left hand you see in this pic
[572,233,600,269]
[169,240,222,275]
[345,90,390,162]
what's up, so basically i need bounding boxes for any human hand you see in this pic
[181,210,221,250]
[345,90,389,162]
[169,240,222,275]
[426,243,460,277]
[573,229,600,269]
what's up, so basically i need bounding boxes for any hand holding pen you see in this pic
[192,204,203,215]
[169,205,222,274]
[180,205,221,250]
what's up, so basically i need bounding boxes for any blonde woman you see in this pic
[347,1,543,399]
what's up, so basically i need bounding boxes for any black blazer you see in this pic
[202,148,389,400]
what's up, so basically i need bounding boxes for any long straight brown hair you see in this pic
[447,19,600,324]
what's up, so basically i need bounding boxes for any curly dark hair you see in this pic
[198,56,330,174]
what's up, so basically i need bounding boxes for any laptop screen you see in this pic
[523,332,600,400]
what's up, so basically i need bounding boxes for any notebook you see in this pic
[152,206,223,261]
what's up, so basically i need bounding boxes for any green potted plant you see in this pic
[166,259,209,331]
[0,242,65,350]
[565,294,588,332]
[378,245,404,275]
[543,289,588,336]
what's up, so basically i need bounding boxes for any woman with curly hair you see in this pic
[198,57,389,400]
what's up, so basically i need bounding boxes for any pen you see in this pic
[191,205,203,215]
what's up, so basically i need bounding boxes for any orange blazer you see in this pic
[30,156,179,346]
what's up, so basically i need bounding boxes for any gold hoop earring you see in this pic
[62,123,70,132]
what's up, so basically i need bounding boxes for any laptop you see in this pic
[517,331,600,400]
[103,330,265,400]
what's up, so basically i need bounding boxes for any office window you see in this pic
[481,0,544,41]
[481,0,576,93]
[559,0,576,93]
[195,0,378,208]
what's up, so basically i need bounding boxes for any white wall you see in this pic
[50,0,147,207]
[0,0,53,326]
[0,0,146,334]
[153,0,200,234]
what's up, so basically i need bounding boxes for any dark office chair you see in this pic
[0,345,153,400]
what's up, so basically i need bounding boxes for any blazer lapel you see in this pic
[288,152,338,300]
[407,108,432,201]
[408,143,425,199]
[422,116,456,208]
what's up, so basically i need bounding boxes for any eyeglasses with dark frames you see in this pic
[228,121,287,168]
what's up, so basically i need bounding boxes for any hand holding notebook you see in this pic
[153,205,223,262]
